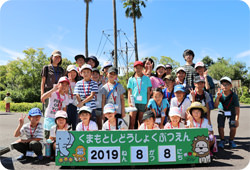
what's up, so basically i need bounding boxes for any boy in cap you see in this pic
[170,84,191,123]
[76,106,98,131]
[163,74,176,104]
[74,64,98,120]
[165,64,172,76]
[175,67,191,94]
[182,49,197,89]
[101,61,113,84]
[75,54,85,80]
[100,67,126,119]
[102,103,128,130]
[13,108,44,163]
[189,76,211,124]
[41,76,70,139]
[214,77,240,148]
[138,110,160,130]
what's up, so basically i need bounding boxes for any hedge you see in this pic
[0,101,42,113]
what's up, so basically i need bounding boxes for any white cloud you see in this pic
[0,0,8,11]
[199,48,222,62]
[241,0,250,9]
[0,46,25,60]
[235,50,250,58]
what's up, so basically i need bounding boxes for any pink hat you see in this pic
[195,61,205,69]
[58,76,70,84]
[134,61,144,67]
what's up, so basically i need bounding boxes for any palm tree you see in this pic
[122,0,147,61]
[84,0,93,58]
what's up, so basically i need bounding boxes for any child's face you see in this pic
[196,67,205,75]
[76,58,85,67]
[156,67,165,77]
[170,115,180,124]
[184,54,193,62]
[165,79,175,89]
[68,70,77,81]
[104,66,111,73]
[56,118,67,127]
[153,91,163,103]
[174,91,185,99]
[29,115,41,125]
[134,65,143,74]
[107,72,117,82]
[221,81,232,92]
[87,59,95,68]
[195,82,205,90]
[177,71,186,81]
[59,82,69,93]
[191,109,202,120]
[79,112,91,122]
[144,117,154,127]
[165,68,172,75]
[104,112,116,120]
[81,69,92,80]
[91,71,100,82]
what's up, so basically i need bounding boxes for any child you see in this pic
[138,110,159,130]
[102,103,128,130]
[101,61,113,84]
[170,84,191,123]
[74,64,98,121]
[100,67,126,119]
[91,68,103,129]
[195,61,215,110]
[127,61,152,129]
[4,92,11,112]
[75,54,85,73]
[164,107,185,129]
[162,74,176,104]
[41,76,69,139]
[49,110,69,160]
[12,108,43,163]
[76,106,98,131]
[182,49,197,89]
[175,67,191,94]
[189,76,211,124]
[186,102,217,156]
[85,56,99,68]
[66,65,79,130]
[147,88,169,129]
[150,64,166,89]
[142,57,155,77]
[165,64,172,76]
[214,77,240,148]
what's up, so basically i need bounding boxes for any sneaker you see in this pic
[32,155,44,165]
[229,140,237,148]
[17,155,26,161]
[218,140,225,148]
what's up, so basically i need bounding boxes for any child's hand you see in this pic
[187,112,193,121]
[204,70,208,77]
[189,88,195,99]
[235,120,239,127]
[53,83,59,91]
[216,88,222,98]
[19,114,26,126]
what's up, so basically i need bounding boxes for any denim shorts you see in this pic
[135,104,147,112]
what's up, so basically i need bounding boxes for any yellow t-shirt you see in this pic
[4,96,12,103]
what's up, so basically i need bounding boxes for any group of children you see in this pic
[11,49,240,163]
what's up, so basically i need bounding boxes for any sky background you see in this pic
[0,0,249,74]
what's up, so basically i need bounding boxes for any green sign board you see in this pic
[55,128,211,166]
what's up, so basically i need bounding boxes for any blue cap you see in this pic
[28,108,42,117]
[174,84,186,93]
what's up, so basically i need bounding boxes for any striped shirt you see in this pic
[183,64,197,89]
[20,122,43,140]
[74,79,98,109]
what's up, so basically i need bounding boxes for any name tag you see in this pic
[224,111,231,116]
[26,151,35,157]
[161,112,166,117]
[155,117,161,124]
[136,95,142,101]
[113,91,117,97]
[85,102,91,107]
[114,104,119,109]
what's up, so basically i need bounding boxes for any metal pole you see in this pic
[113,0,118,68]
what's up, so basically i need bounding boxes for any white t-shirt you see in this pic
[186,118,213,131]
[45,91,69,118]
[170,97,191,119]
[49,124,69,138]
[138,123,160,130]
[102,118,128,130]
[164,122,186,129]
[76,120,98,131]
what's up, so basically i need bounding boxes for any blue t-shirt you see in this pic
[147,98,169,117]
[127,75,152,104]
[74,79,98,109]
[162,88,175,103]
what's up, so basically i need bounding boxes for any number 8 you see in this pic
[164,149,171,158]
[136,149,143,159]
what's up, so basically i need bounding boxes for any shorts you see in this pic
[135,104,147,112]
[95,108,102,117]
[217,111,236,128]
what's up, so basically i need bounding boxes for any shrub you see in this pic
[0,101,42,113]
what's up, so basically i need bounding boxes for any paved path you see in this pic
[0,104,249,169]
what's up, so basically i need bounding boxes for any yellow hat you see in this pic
[186,102,207,114]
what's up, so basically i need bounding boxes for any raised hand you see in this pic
[216,88,222,98]
[204,70,208,77]
[189,88,195,98]
[19,114,26,126]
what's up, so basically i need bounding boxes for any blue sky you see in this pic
[0,0,249,74]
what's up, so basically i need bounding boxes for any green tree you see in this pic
[61,58,73,71]
[123,0,147,61]
[0,65,7,91]
[202,56,214,68]
[159,56,180,69]
[84,0,93,58]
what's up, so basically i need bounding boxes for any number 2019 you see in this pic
[91,150,118,160]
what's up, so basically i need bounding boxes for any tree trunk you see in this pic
[85,1,89,58]
[113,0,118,68]
[132,3,138,61]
